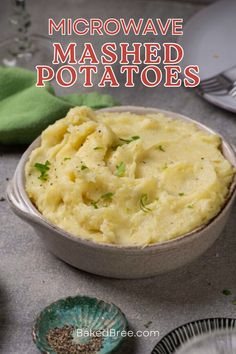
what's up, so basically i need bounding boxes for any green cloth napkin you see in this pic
[0,67,118,145]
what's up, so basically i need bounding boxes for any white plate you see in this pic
[179,0,236,113]
[152,318,236,354]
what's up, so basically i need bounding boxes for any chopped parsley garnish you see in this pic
[93,146,103,150]
[101,192,114,201]
[91,192,114,209]
[91,201,98,209]
[81,164,88,170]
[179,192,185,196]
[140,194,151,213]
[222,289,232,296]
[115,162,126,177]
[187,204,194,209]
[144,321,152,328]
[64,157,71,161]
[156,145,165,152]
[112,135,140,150]
[120,136,140,144]
[34,160,51,181]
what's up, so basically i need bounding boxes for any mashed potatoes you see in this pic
[25,106,234,246]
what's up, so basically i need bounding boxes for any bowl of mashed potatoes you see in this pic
[7,106,236,278]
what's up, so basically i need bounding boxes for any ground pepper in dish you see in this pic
[46,325,103,354]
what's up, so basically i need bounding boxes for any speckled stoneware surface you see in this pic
[32,296,128,354]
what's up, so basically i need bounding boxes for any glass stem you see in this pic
[10,0,32,55]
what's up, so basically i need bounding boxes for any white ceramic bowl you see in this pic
[6,106,236,279]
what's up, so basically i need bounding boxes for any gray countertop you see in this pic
[0,0,236,353]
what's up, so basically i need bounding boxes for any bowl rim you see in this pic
[8,105,236,253]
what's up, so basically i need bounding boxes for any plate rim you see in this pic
[152,317,236,354]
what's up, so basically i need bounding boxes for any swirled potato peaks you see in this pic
[25,107,234,246]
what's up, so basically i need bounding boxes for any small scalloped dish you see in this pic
[32,296,128,354]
